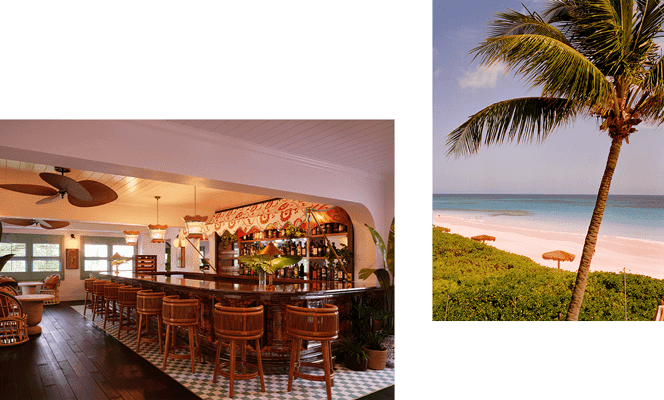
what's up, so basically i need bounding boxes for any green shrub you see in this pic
[432,229,664,321]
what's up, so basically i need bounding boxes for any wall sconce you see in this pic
[66,234,79,249]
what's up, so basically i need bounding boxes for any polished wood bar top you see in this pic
[99,271,374,296]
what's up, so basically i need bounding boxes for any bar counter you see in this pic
[98,271,382,374]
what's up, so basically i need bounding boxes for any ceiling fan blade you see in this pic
[1,218,34,226]
[39,172,92,202]
[0,184,59,197]
[68,180,118,207]
[36,193,63,205]
[39,220,70,229]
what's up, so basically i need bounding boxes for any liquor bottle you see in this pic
[299,263,305,279]
[293,264,299,279]
[321,263,327,280]
[312,241,318,257]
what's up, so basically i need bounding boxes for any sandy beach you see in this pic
[433,211,664,279]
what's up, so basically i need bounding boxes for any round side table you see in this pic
[18,281,43,295]
[15,294,55,335]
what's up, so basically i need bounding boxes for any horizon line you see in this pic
[433,193,664,196]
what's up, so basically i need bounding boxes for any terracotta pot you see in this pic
[364,346,387,370]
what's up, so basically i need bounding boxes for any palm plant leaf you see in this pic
[447,97,578,157]
[489,8,570,44]
[0,254,14,272]
[472,33,612,107]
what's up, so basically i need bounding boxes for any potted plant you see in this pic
[283,225,306,238]
[219,231,238,248]
[363,328,388,370]
[326,242,353,278]
[338,336,368,371]
[358,218,394,367]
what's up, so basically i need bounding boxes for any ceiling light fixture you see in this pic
[123,230,140,245]
[183,186,208,239]
[148,196,168,243]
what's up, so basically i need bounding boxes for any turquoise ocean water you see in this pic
[433,194,664,243]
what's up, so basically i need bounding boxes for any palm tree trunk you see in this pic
[565,136,624,321]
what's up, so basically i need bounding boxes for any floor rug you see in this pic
[71,305,394,400]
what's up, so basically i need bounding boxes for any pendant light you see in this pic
[183,186,208,239]
[123,230,140,245]
[148,196,168,243]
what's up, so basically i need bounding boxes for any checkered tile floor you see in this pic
[72,306,394,400]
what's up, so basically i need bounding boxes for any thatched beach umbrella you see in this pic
[471,234,495,244]
[542,250,575,270]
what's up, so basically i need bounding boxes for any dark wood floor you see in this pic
[0,302,394,400]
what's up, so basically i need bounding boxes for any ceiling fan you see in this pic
[1,218,70,229]
[0,166,118,207]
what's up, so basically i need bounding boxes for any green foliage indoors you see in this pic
[432,228,664,321]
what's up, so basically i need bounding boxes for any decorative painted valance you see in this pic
[204,198,351,236]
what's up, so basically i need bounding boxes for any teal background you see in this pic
[0,1,664,399]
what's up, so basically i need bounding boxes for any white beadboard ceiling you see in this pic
[165,120,394,177]
[0,120,394,232]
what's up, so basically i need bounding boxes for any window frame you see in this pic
[0,232,64,281]
[80,236,135,279]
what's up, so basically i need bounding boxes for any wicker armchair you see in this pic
[0,275,19,293]
[0,291,29,347]
[40,274,60,305]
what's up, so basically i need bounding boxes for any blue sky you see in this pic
[433,0,664,195]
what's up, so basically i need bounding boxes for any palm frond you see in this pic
[632,0,664,59]
[634,90,664,123]
[446,97,579,158]
[641,54,664,91]
[472,34,612,107]
[488,7,570,45]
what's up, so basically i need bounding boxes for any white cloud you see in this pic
[459,62,507,89]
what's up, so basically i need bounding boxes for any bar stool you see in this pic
[91,280,110,322]
[286,303,339,400]
[136,290,165,353]
[212,304,265,398]
[117,286,142,340]
[103,283,124,329]
[82,278,97,316]
[162,295,201,373]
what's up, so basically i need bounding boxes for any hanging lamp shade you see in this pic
[258,242,284,256]
[184,215,208,239]
[184,186,208,239]
[149,196,168,243]
[123,230,140,245]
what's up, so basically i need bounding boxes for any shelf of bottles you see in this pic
[235,222,351,282]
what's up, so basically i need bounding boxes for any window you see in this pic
[0,233,63,280]
[32,243,61,272]
[81,236,135,277]
[0,243,27,272]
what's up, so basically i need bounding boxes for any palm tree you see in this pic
[446,0,664,320]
